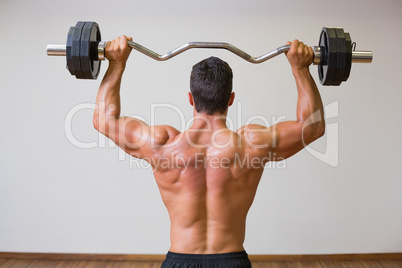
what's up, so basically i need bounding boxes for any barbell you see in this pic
[46,21,372,86]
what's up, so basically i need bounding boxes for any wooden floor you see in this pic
[1,259,402,268]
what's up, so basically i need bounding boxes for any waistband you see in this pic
[165,250,249,262]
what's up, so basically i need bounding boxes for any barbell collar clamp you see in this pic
[313,46,322,65]
[97,41,107,60]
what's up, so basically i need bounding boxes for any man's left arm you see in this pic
[93,35,179,160]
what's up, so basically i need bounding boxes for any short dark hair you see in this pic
[190,57,233,115]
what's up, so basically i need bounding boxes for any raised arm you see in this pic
[93,35,130,136]
[93,36,180,161]
[239,39,325,160]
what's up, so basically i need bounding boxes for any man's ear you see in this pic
[188,92,194,106]
[228,92,235,107]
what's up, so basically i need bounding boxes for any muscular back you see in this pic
[94,38,324,255]
[151,124,265,254]
[100,113,321,254]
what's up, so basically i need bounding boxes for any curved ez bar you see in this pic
[47,41,372,65]
[127,41,291,64]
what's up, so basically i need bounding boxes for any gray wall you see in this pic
[0,0,401,254]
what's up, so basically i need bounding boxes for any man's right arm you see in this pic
[238,39,325,160]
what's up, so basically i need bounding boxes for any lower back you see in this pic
[169,219,246,254]
[156,167,258,254]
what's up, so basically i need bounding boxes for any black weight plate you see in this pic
[343,32,352,82]
[333,28,346,86]
[66,27,75,76]
[80,22,93,79]
[66,27,75,75]
[92,23,101,79]
[318,29,328,84]
[80,22,101,79]
[72,21,85,79]
[318,27,338,86]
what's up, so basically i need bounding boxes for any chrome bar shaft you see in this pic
[351,51,373,63]
[127,41,291,63]
[47,44,67,56]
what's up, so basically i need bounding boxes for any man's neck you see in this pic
[191,112,228,131]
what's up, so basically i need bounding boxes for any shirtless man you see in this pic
[93,35,325,268]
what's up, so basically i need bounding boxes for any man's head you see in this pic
[189,57,234,115]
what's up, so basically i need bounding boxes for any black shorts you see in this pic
[161,251,252,268]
